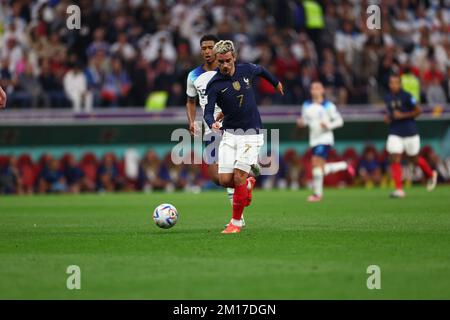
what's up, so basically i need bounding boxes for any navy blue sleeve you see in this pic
[406,93,417,110]
[251,64,279,87]
[204,83,218,128]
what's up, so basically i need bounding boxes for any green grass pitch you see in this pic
[1,187,449,299]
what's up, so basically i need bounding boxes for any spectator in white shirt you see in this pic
[63,63,93,113]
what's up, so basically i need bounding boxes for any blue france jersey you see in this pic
[204,63,279,131]
[385,90,419,137]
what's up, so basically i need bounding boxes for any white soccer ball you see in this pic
[153,203,179,229]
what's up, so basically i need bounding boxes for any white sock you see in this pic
[232,219,242,227]
[227,188,234,206]
[312,167,323,197]
[324,161,348,175]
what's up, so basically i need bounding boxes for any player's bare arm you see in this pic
[0,86,6,108]
[393,106,422,120]
[276,82,284,96]
[186,96,198,136]
[296,117,305,127]
[384,113,392,124]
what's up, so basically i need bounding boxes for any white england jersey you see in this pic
[301,100,344,147]
[186,66,221,135]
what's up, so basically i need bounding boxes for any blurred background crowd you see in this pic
[1,0,450,111]
[1,145,449,194]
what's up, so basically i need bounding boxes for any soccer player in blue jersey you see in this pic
[185,35,238,208]
[385,74,437,198]
[204,40,284,234]
[0,86,6,108]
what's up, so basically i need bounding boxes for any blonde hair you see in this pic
[213,40,236,56]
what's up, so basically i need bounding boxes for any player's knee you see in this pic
[390,154,402,163]
[312,167,323,177]
[233,170,247,186]
[208,165,220,185]
[219,174,233,187]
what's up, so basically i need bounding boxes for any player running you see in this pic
[0,86,6,108]
[296,81,355,202]
[384,74,437,198]
[186,35,238,202]
[204,40,284,234]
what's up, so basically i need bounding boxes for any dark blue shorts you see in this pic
[312,145,331,160]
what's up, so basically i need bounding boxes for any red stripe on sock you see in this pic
[391,162,403,190]
[417,156,433,178]
[232,183,247,221]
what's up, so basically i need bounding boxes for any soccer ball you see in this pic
[153,203,179,229]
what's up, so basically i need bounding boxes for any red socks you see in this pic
[417,156,433,178]
[232,183,247,221]
[391,162,403,190]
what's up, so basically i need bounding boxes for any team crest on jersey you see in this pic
[232,81,241,91]
[243,77,250,88]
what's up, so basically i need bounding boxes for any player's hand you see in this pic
[212,121,222,132]
[276,82,284,96]
[384,114,391,124]
[393,110,404,120]
[215,112,224,122]
[0,86,6,108]
[320,122,329,129]
[296,118,305,127]
[189,122,199,137]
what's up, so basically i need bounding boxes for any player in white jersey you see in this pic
[296,81,355,202]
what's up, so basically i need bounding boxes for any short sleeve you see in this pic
[186,73,197,98]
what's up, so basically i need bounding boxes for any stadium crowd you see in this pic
[1,145,449,194]
[0,0,449,111]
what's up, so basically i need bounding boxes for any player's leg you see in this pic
[222,132,261,233]
[389,153,405,198]
[309,155,326,202]
[404,135,437,191]
[210,131,236,203]
[324,161,347,174]
[387,135,405,198]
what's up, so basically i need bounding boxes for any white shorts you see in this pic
[218,131,264,174]
[386,134,420,156]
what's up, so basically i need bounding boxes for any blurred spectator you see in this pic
[0,156,23,194]
[63,62,93,113]
[426,78,447,104]
[110,32,137,62]
[39,158,67,193]
[15,62,43,108]
[64,154,95,193]
[138,151,170,192]
[100,58,131,107]
[39,58,67,108]
[401,66,421,103]
[319,61,347,105]
[358,146,382,188]
[444,66,450,103]
[97,153,121,192]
